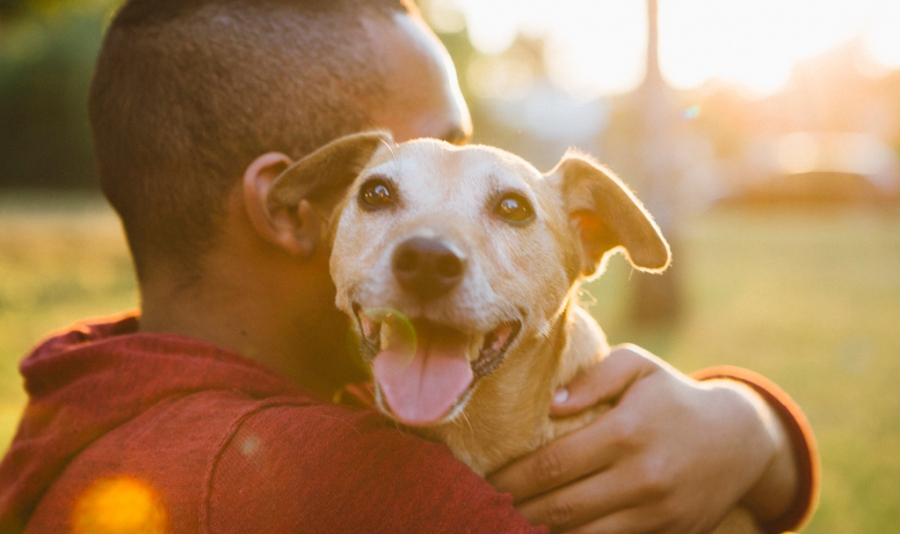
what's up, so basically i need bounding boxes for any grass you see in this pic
[586,206,900,533]
[1,192,899,532]
[0,191,138,450]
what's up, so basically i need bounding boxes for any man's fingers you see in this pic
[558,505,679,534]
[517,466,667,532]
[550,344,654,417]
[514,469,636,532]
[487,415,620,501]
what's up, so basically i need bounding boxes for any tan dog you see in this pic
[266,132,760,534]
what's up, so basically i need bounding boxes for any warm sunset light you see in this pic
[72,476,167,534]
[0,1,898,533]
[449,0,900,98]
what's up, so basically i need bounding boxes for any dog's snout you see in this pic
[392,237,466,300]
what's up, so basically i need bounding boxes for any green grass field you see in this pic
[1,192,899,531]
[0,192,138,451]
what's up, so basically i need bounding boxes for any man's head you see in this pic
[89,0,470,285]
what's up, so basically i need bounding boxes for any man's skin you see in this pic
[140,10,798,534]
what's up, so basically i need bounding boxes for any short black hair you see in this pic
[89,0,415,281]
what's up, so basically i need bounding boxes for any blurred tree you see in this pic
[419,0,683,325]
[417,0,566,165]
[1,0,115,19]
[0,1,118,189]
[416,0,496,145]
[626,0,683,325]
[0,0,29,18]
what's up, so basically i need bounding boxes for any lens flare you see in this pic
[682,104,701,120]
[72,476,167,534]
[361,307,417,367]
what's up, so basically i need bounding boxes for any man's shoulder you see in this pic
[204,399,543,533]
[17,390,287,531]
[29,391,541,533]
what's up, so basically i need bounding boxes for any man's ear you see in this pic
[243,131,393,258]
[546,151,670,279]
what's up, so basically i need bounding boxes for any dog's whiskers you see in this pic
[457,410,474,436]
[379,136,396,159]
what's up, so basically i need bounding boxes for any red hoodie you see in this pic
[0,314,544,533]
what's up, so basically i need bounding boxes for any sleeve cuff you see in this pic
[692,366,819,534]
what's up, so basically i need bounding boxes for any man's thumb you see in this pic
[550,344,654,417]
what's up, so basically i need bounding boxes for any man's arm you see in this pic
[488,345,818,534]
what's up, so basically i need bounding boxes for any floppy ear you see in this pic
[244,130,393,257]
[547,151,670,279]
[268,130,394,215]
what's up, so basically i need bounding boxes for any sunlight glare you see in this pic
[863,2,900,70]
[658,0,868,96]
[457,0,524,54]
[453,0,900,98]
[72,476,167,534]
[543,0,646,98]
[457,0,645,98]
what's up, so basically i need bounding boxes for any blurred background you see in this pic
[1,0,899,531]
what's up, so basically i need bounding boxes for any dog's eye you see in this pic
[359,178,394,210]
[494,193,534,224]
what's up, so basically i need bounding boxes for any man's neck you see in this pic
[138,252,362,400]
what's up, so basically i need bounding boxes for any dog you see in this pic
[265,131,760,534]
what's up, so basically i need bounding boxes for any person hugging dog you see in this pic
[0,1,817,532]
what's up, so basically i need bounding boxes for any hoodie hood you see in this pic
[0,313,305,532]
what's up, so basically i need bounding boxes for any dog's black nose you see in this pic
[392,237,466,300]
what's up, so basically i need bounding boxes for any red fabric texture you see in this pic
[692,367,819,534]
[0,314,543,534]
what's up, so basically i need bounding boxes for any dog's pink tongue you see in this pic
[373,323,473,426]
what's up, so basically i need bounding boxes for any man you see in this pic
[0,0,817,532]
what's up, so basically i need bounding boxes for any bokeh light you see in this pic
[362,307,418,366]
[452,0,900,97]
[72,476,167,534]
[862,1,900,71]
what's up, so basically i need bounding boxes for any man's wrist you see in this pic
[692,366,819,533]
[728,381,799,522]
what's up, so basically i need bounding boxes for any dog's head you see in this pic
[266,131,669,426]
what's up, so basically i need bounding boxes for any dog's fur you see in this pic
[266,131,760,534]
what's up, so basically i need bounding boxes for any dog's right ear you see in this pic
[244,131,393,257]
[547,151,670,279]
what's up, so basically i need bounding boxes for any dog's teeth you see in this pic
[491,324,513,351]
[469,334,485,361]
[360,315,376,338]
[380,318,392,349]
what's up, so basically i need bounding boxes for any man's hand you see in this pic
[487,345,798,533]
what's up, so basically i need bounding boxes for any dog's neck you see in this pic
[419,300,606,476]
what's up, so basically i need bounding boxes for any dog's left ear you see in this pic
[244,130,393,257]
[268,131,394,213]
[547,152,670,279]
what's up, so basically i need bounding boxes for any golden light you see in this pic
[72,476,168,534]
[658,0,869,96]
[542,0,646,98]
[449,0,900,98]
[457,0,647,97]
[467,55,535,100]
[862,1,900,70]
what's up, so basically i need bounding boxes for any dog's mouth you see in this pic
[353,304,521,426]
